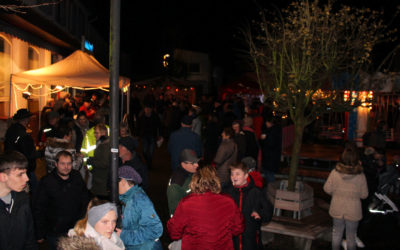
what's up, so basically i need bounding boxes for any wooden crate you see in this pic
[268,180,314,219]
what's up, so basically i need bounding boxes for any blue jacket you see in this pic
[119,185,163,250]
[168,127,202,171]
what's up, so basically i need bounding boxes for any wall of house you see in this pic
[0,33,51,117]
[173,49,210,82]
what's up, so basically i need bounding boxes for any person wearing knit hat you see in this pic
[117,165,163,249]
[68,199,124,250]
[119,137,138,154]
[118,137,148,190]
[118,166,142,185]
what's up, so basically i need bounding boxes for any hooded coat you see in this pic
[68,223,125,250]
[167,166,193,216]
[224,180,273,250]
[119,185,163,250]
[323,163,368,221]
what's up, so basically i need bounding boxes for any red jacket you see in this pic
[167,192,244,250]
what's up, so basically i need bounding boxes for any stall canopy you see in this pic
[9,50,130,117]
[12,50,129,88]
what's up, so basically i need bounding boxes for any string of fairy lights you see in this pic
[12,83,110,98]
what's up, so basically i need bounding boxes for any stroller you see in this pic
[368,156,400,215]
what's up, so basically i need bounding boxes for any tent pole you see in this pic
[127,84,130,115]
[8,75,12,118]
[109,0,121,203]
[120,88,124,122]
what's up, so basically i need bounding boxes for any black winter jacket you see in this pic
[0,191,37,250]
[121,154,148,190]
[260,124,282,172]
[33,170,89,239]
[4,123,38,172]
[224,180,273,250]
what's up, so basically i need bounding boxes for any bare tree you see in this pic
[0,0,61,14]
[245,0,395,190]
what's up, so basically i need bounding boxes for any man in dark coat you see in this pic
[232,120,247,161]
[73,111,90,153]
[4,109,40,192]
[167,149,200,216]
[168,115,202,171]
[0,151,37,250]
[260,116,282,184]
[119,136,148,190]
[87,123,110,199]
[137,105,161,169]
[33,151,89,250]
[37,111,59,146]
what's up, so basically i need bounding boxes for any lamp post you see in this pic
[109,0,121,203]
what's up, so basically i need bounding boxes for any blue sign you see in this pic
[84,40,93,52]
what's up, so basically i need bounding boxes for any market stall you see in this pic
[9,50,130,117]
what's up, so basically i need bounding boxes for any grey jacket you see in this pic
[214,138,237,184]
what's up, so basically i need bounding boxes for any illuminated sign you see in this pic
[84,40,94,52]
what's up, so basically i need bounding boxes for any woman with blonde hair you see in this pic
[167,165,244,249]
[324,143,368,250]
[68,198,124,250]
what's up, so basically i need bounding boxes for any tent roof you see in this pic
[12,50,129,88]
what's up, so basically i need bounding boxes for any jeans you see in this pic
[262,169,275,184]
[332,218,359,250]
[141,136,155,168]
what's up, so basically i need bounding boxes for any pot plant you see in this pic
[244,0,393,217]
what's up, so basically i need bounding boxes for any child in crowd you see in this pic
[225,162,273,250]
[241,156,264,189]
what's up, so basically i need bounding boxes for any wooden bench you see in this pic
[261,206,331,250]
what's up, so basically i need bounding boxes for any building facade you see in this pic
[0,0,108,117]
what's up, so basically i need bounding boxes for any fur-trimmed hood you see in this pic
[46,137,74,149]
[335,162,363,175]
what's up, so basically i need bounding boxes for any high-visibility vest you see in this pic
[81,125,109,157]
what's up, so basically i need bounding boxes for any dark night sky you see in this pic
[83,0,400,81]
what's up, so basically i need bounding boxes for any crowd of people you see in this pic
[0,92,280,250]
[1,90,393,250]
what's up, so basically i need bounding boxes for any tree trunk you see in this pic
[288,121,305,191]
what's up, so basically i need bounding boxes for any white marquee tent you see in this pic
[9,50,130,116]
